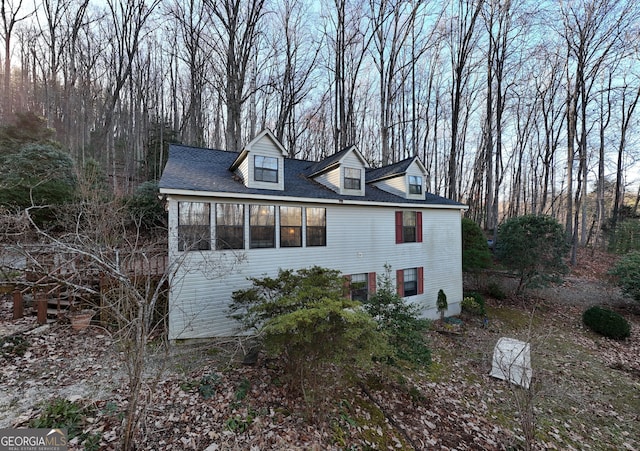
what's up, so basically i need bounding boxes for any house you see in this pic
[159,130,467,340]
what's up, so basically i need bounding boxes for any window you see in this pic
[280,206,302,247]
[216,203,244,249]
[347,273,376,302]
[396,267,423,297]
[409,175,422,194]
[250,205,275,248]
[306,207,326,246]
[395,211,423,243]
[344,167,361,190]
[254,155,278,182]
[178,202,210,251]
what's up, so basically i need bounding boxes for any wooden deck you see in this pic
[2,245,168,322]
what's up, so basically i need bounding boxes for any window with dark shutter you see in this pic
[395,211,423,243]
[397,267,423,297]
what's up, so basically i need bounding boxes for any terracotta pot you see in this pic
[69,309,95,331]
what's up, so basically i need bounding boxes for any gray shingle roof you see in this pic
[304,145,355,177]
[159,144,464,207]
[366,156,415,182]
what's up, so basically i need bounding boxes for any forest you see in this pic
[1,0,639,258]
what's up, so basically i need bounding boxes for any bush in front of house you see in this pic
[361,265,431,366]
[582,306,631,340]
[462,292,486,316]
[609,251,640,302]
[229,266,388,405]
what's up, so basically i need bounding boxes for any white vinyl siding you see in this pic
[167,197,463,339]
[315,168,341,193]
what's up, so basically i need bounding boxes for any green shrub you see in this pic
[608,219,640,254]
[437,289,448,320]
[198,374,220,400]
[29,398,87,439]
[362,265,431,366]
[126,180,166,230]
[495,214,569,294]
[609,251,640,302]
[486,280,506,300]
[582,306,631,340]
[229,267,387,402]
[0,335,30,358]
[462,218,492,272]
[462,292,486,316]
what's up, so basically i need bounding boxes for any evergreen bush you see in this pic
[362,265,431,365]
[486,280,507,300]
[462,292,486,316]
[437,289,448,320]
[582,306,631,340]
[462,218,492,272]
[495,214,569,294]
[229,267,387,403]
[609,251,640,302]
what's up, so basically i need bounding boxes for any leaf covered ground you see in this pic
[0,249,638,450]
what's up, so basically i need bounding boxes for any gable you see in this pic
[309,146,369,196]
[229,129,287,191]
[369,156,427,200]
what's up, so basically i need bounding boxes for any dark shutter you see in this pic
[368,272,377,295]
[396,269,404,297]
[395,211,403,243]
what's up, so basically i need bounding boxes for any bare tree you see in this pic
[207,0,265,151]
[557,0,638,263]
[268,0,320,155]
[93,0,159,187]
[166,0,212,146]
[369,0,420,165]
[446,0,483,201]
[0,0,33,119]
[611,72,640,230]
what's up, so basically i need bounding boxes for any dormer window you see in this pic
[344,167,361,190]
[409,175,422,194]
[254,156,278,182]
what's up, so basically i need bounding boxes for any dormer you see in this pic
[307,145,369,196]
[228,129,287,191]
[367,156,427,200]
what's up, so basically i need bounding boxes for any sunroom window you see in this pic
[306,207,326,246]
[280,206,302,247]
[178,202,210,251]
[250,205,275,248]
[216,203,244,250]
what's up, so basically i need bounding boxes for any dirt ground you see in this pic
[1,249,638,450]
